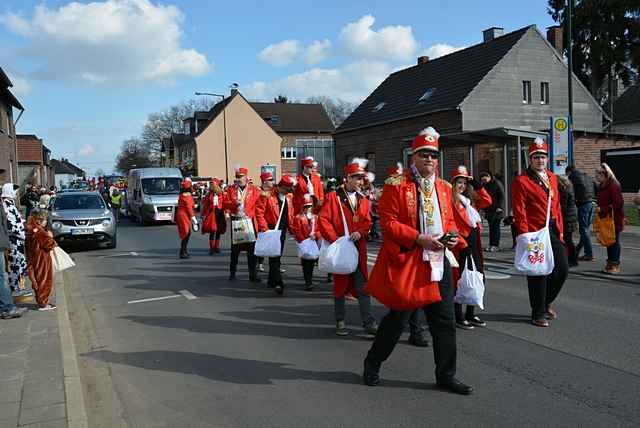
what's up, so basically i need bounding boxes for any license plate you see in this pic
[155,212,172,221]
[71,228,93,235]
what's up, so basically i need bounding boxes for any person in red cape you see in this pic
[201,178,226,254]
[449,165,492,330]
[256,171,275,272]
[318,158,378,337]
[293,156,324,214]
[512,138,568,327]
[223,167,262,282]
[363,127,473,396]
[255,174,295,295]
[176,178,196,259]
[292,194,321,290]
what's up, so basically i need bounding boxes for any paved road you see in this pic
[65,220,640,427]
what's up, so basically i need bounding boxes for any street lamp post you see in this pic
[195,92,229,183]
[567,0,574,165]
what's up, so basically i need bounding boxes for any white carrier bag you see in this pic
[454,256,485,310]
[514,193,555,276]
[297,218,320,260]
[318,198,359,274]
[254,198,286,258]
[51,246,75,273]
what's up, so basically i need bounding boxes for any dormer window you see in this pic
[372,102,386,112]
[418,88,435,103]
[270,115,280,125]
[183,121,190,134]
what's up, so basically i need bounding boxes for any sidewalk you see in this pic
[0,275,87,428]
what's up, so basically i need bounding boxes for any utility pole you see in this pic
[567,0,574,164]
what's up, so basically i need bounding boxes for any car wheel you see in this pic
[107,234,117,249]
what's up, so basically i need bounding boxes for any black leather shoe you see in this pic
[363,359,381,386]
[274,285,284,295]
[179,252,189,259]
[228,273,237,281]
[408,333,430,347]
[437,378,474,395]
[249,276,262,283]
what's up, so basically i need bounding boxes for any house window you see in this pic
[281,147,296,159]
[540,82,550,105]
[365,152,376,175]
[372,102,386,112]
[522,81,531,104]
[418,88,435,103]
[270,115,280,125]
[183,121,190,134]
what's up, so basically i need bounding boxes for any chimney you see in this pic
[483,27,504,43]
[230,88,238,96]
[417,56,429,65]
[546,25,563,54]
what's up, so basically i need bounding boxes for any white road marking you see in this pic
[484,272,511,280]
[100,251,140,259]
[127,295,181,304]
[179,289,197,300]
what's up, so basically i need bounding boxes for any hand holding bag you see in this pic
[51,246,75,273]
[454,256,485,310]
[318,199,359,274]
[514,194,554,276]
[254,198,286,257]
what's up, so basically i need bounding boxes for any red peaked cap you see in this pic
[235,167,248,177]
[412,127,440,153]
[344,158,368,177]
[260,171,273,182]
[278,174,294,188]
[451,165,473,182]
[210,178,220,186]
[181,179,192,190]
[528,137,548,157]
[301,156,314,167]
[387,164,403,176]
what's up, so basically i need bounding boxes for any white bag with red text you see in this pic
[514,194,554,276]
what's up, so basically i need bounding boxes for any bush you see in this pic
[624,205,639,226]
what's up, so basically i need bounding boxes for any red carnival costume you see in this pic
[294,156,325,214]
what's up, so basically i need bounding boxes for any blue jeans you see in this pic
[0,255,16,313]
[607,232,621,264]
[576,203,594,258]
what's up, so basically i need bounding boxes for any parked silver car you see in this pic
[48,191,117,249]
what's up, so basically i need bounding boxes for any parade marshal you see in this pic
[362,127,474,395]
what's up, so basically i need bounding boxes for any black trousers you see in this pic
[565,230,577,265]
[180,232,191,255]
[230,242,257,278]
[301,258,315,285]
[267,230,287,287]
[526,226,569,319]
[366,260,457,382]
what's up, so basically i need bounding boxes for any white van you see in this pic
[127,168,183,225]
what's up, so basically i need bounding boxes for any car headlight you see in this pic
[143,196,153,204]
[102,218,112,227]
[52,221,62,230]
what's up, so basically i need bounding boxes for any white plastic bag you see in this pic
[454,256,485,310]
[231,217,256,245]
[318,201,358,274]
[514,194,554,276]
[254,197,286,257]
[51,246,75,273]
[297,238,320,260]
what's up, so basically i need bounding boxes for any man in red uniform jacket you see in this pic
[318,158,378,337]
[255,174,295,294]
[362,127,473,396]
[294,156,324,214]
[201,178,226,254]
[223,166,261,282]
[512,138,568,327]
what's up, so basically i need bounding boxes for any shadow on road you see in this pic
[479,313,531,324]
[84,349,439,391]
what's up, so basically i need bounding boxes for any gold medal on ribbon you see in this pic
[352,215,360,223]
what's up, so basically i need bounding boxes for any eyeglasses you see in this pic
[531,155,547,160]
[416,151,439,160]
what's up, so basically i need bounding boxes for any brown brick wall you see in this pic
[573,133,640,203]
[334,110,462,184]
[279,132,333,177]
[17,137,42,163]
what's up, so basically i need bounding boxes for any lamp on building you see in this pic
[195,91,230,183]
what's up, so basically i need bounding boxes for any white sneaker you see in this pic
[38,305,56,311]
[257,264,265,272]
[279,268,286,273]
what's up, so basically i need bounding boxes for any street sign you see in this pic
[549,116,570,175]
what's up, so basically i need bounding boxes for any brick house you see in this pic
[249,102,335,177]
[16,134,53,188]
[612,84,640,136]
[50,158,85,189]
[334,25,611,210]
[161,90,282,184]
[0,67,23,184]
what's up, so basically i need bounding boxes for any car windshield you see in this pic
[53,194,105,210]
[142,177,181,195]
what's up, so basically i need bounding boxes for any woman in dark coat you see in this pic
[595,163,625,274]
[557,175,579,267]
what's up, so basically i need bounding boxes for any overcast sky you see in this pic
[0,0,555,175]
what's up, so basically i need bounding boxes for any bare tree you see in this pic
[115,137,154,174]
[141,98,215,161]
[274,94,289,103]
[306,96,358,127]
[94,168,105,178]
